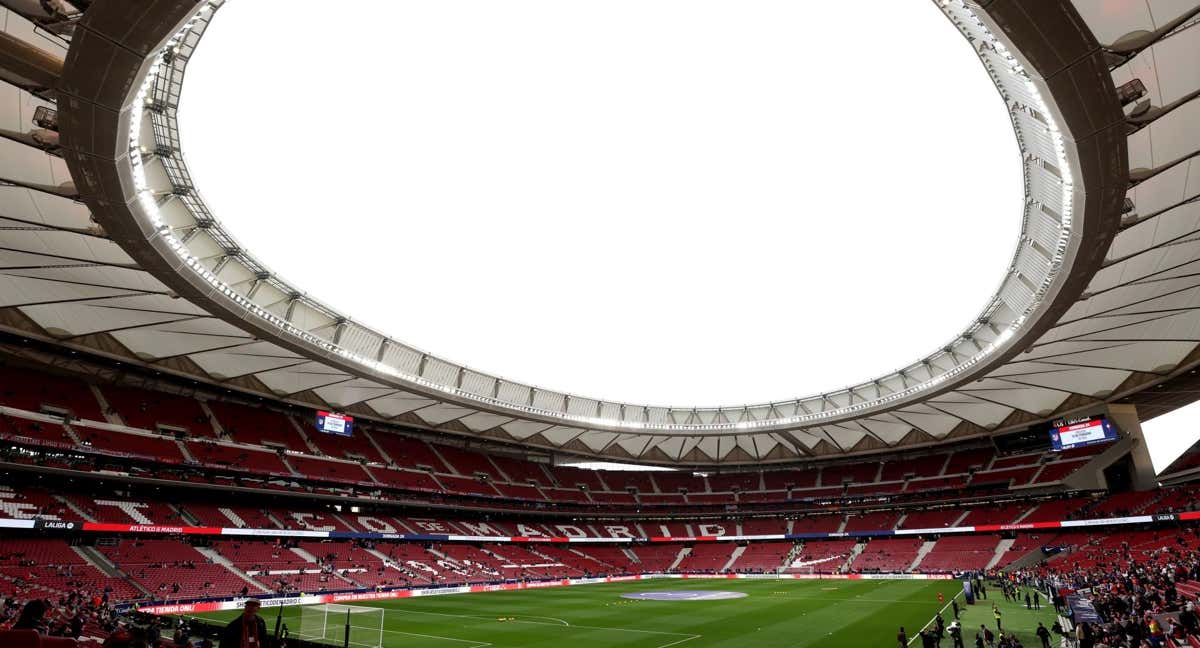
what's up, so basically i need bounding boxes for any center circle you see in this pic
[180,0,1021,407]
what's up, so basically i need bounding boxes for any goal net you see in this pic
[294,604,384,648]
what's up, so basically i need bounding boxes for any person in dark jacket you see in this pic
[1035,622,1051,648]
[220,599,268,648]
[12,599,48,632]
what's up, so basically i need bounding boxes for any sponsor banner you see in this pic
[1180,512,1200,521]
[83,523,222,535]
[1153,513,1177,523]
[219,527,330,538]
[1060,515,1152,528]
[972,521,1062,532]
[894,526,975,536]
[787,532,849,540]
[33,520,79,531]
[0,518,35,529]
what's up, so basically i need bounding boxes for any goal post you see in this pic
[295,604,384,648]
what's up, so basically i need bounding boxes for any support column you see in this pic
[1105,404,1158,491]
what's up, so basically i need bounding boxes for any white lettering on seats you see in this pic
[355,516,397,533]
[289,513,335,531]
[95,500,153,524]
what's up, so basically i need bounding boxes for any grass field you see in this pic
[190,578,1060,648]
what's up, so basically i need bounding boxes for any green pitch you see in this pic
[189,578,1059,647]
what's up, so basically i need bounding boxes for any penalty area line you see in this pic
[656,634,702,648]
[381,628,492,647]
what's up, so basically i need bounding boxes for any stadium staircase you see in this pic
[621,547,640,567]
[87,385,120,425]
[53,494,95,521]
[172,504,200,526]
[1010,505,1036,524]
[908,541,937,571]
[289,546,320,564]
[998,544,1052,572]
[721,546,746,572]
[196,401,222,436]
[331,513,360,532]
[840,542,866,572]
[174,438,196,462]
[264,510,288,529]
[781,543,803,569]
[59,423,83,446]
[193,546,271,593]
[668,547,690,571]
[985,538,1015,570]
[361,546,414,579]
[73,545,152,598]
[288,416,323,454]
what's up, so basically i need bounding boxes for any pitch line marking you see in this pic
[521,615,570,626]
[908,591,961,646]
[655,634,703,648]
[381,628,492,647]
[389,607,699,639]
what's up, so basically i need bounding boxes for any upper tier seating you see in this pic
[0,365,103,420]
[187,441,292,474]
[1,416,74,447]
[367,433,450,472]
[101,385,212,436]
[880,454,948,481]
[306,423,385,463]
[76,427,186,463]
[206,401,303,449]
[287,455,373,484]
[820,463,879,486]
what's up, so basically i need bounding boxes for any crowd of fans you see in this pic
[1007,526,1200,647]
[0,587,118,644]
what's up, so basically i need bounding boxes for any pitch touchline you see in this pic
[908,591,961,646]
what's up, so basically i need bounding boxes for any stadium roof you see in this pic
[2,0,1198,464]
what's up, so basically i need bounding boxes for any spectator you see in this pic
[219,599,268,648]
[12,599,49,632]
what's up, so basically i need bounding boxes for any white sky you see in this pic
[180,0,1021,408]
[1141,401,1200,475]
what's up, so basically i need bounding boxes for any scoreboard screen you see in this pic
[316,410,354,437]
[1049,416,1117,452]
